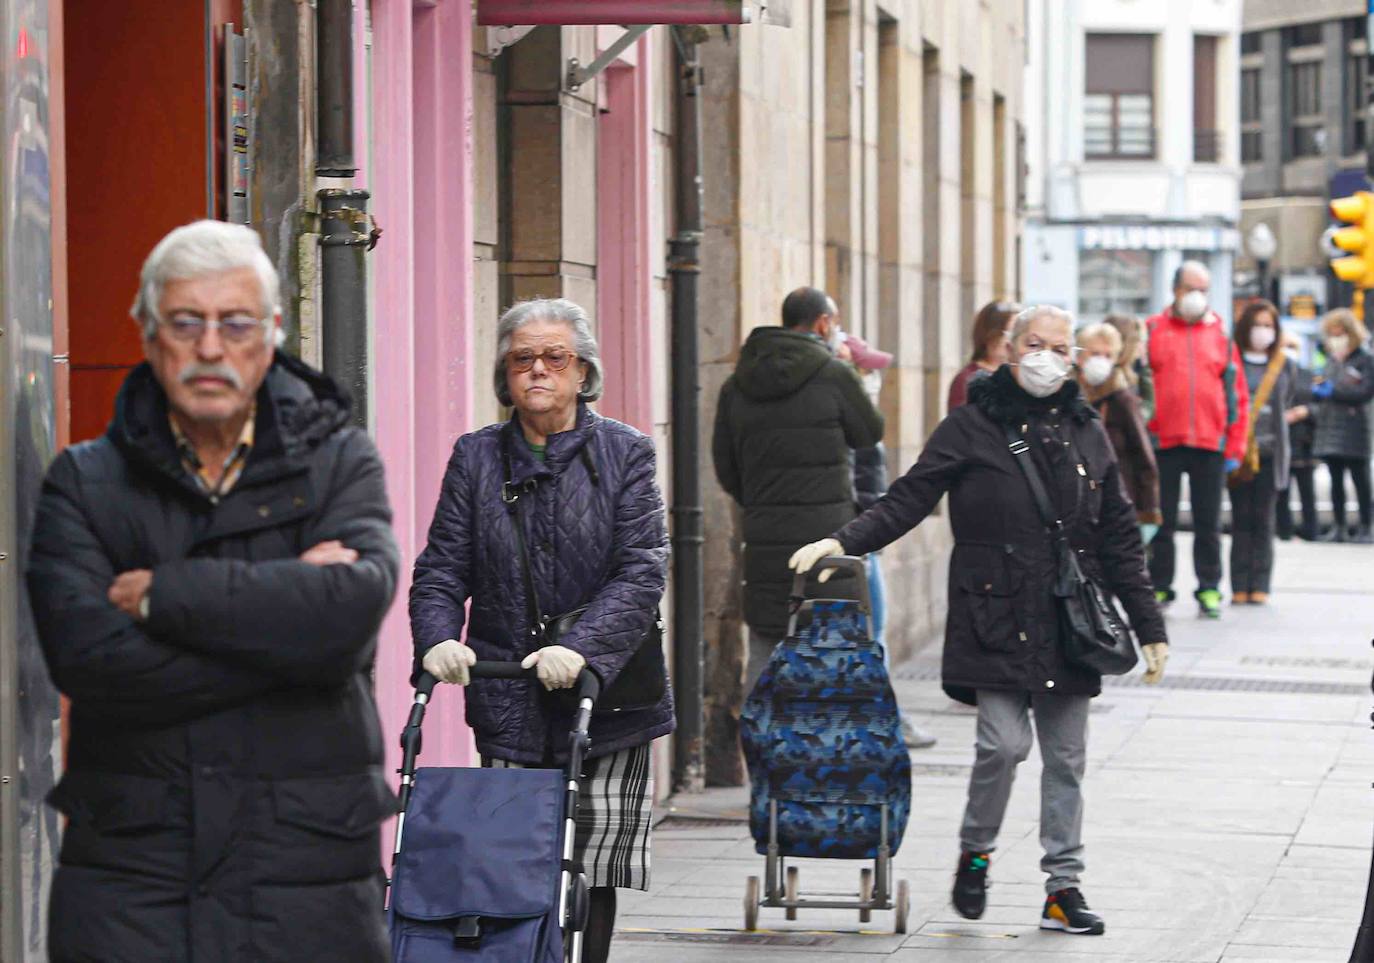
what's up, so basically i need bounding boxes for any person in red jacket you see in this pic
[1145,260,1250,618]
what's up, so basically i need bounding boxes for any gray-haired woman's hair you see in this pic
[130,220,281,341]
[492,298,605,407]
[1009,304,1074,345]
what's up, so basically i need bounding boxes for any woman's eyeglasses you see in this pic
[1023,338,1081,361]
[163,313,268,344]
[506,348,578,373]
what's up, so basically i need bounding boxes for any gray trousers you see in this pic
[959,689,1090,894]
[746,629,781,693]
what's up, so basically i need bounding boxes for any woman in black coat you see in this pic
[1311,308,1374,542]
[791,306,1167,938]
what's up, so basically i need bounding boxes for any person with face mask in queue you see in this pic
[1310,308,1374,542]
[1076,323,1160,547]
[842,332,938,749]
[1275,332,1321,542]
[1227,301,1304,601]
[788,305,1168,937]
[1144,260,1250,618]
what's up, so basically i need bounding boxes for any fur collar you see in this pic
[967,364,1098,427]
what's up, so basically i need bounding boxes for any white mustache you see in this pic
[179,364,243,390]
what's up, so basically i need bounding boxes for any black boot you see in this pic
[1319,524,1348,543]
[1352,526,1374,545]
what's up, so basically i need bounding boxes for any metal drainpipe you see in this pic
[315,0,369,426]
[669,27,706,794]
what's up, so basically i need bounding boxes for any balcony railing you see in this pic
[1084,123,1156,160]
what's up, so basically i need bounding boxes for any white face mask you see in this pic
[827,324,844,354]
[1080,355,1115,387]
[1249,327,1276,352]
[1017,350,1072,398]
[1328,334,1351,359]
[1177,289,1208,322]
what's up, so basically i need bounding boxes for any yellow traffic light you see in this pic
[1329,191,1374,286]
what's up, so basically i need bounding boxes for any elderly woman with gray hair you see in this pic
[790,305,1167,937]
[409,298,672,963]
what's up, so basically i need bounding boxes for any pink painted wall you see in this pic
[595,35,656,433]
[368,0,477,826]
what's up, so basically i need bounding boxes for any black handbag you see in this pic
[1003,426,1139,676]
[501,430,668,712]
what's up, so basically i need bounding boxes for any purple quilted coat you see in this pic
[410,405,674,763]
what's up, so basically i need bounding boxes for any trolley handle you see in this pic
[788,555,872,610]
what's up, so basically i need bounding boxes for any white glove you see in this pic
[787,538,845,583]
[1141,642,1168,685]
[422,639,476,685]
[521,645,587,691]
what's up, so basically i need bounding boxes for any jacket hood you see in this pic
[968,364,1097,427]
[733,327,834,401]
[108,352,354,483]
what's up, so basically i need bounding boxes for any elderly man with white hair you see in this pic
[27,220,399,962]
[790,304,1167,937]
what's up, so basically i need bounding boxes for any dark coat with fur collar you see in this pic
[834,366,1165,703]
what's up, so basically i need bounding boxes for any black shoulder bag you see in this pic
[1002,425,1139,676]
[500,430,668,712]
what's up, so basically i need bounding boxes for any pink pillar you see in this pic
[595,36,656,432]
[368,0,476,832]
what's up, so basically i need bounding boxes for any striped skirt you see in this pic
[482,742,654,890]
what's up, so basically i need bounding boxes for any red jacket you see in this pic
[1146,308,1249,461]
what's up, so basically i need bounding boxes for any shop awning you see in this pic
[476,1,790,26]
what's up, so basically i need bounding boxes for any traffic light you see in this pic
[1329,191,1374,287]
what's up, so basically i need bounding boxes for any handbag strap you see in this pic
[501,429,547,645]
[1247,351,1287,435]
[1002,424,1065,539]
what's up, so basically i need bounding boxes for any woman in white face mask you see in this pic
[1227,301,1304,600]
[788,305,1168,935]
[1076,323,1160,546]
[1311,307,1374,542]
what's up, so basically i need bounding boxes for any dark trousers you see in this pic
[1150,447,1225,594]
[1276,464,1318,539]
[1326,456,1373,530]
[1229,458,1277,595]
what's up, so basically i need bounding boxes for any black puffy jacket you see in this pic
[712,327,884,637]
[1313,346,1374,460]
[409,407,673,763]
[834,367,1165,704]
[27,355,399,963]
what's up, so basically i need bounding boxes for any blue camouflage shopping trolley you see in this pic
[739,555,912,933]
[387,663,600,963]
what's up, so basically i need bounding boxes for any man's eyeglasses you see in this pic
[506,348,578,373]
[163,313,268,344]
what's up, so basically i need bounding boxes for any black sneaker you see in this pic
[952,851,990,919]
[1040,888,1105,935]
[1153,588,1175,608]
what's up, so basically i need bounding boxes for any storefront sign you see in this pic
[1078,224,1241,252]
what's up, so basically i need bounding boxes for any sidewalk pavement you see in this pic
[612,534,1374,961]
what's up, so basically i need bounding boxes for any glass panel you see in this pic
[1242,129,1263,162]
[1083,93,1114,154]
[1293,123,1325,157]
[1241,69,1260,123]
[1079,250,1155,318]
[1117,94,1153,155]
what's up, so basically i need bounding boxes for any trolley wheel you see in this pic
[894,879,910,934]
[784,866,799,921]
[859,868,874,923]
[744,876,760,931]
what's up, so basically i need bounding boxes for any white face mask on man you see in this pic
[1177,289,1208,322]
[1017,350,1072,398]
[1080,355,1115,387]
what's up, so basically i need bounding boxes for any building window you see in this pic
[1079,249,1155,318]
[1241,67,1262,161]
[1348,22,1368,154]
[1286,27,1324,159]
[1194,35,1219,162]
[1241,31,1261,55]
[1084,33,1155,159]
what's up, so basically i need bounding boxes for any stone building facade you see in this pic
[697,0,1026,783]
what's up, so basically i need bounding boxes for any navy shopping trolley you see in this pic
[387,663,600,963]
[739,555,912,933]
